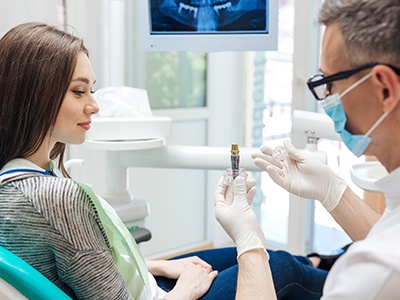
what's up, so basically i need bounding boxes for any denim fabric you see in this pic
[155,247,327,299]
[270,250,327,299]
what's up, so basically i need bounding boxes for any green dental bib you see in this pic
[75,181,152,299]
[48,162,152,299]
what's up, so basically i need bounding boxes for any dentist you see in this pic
[217,0,400,298]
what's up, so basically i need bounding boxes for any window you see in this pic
[248,0,360,253]
[145,52,207,109]
[257,0,295,247]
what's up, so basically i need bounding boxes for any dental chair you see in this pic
[0,245,71,300]
[0,228,151,299]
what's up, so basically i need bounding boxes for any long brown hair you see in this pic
[0,22,89,176]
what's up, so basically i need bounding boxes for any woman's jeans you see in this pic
[155,247,327,299]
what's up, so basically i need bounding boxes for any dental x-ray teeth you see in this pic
[153,0,266,32]
[178,3,199,19]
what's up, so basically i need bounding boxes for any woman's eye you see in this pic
[73,90,85,96]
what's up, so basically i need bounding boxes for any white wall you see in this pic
[65,0,111,88]
[0,0,61,36]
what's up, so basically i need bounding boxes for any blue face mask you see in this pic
[321,73,389,157]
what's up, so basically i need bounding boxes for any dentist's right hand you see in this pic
[214,176,267,258]
[252,140,347,212]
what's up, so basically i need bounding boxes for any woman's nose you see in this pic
[86,94,100,115]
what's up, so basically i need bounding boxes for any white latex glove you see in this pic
[214,176,267,258]
[252,140,347,212]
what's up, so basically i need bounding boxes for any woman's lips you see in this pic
[78,122,91,130]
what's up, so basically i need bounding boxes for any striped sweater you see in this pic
[0,173,134,299]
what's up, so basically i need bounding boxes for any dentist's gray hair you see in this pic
[319,0,400,67]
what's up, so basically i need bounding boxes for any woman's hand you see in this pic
[147,256,213,279]
[147,257,218,300]
[165,263,218,300]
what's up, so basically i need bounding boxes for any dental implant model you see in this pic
[230,144,240,180]
[224,144,247,185]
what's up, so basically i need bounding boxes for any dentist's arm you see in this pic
[329,187,381,241]
[237,248,274,300]
[252,140,381,241]
[214,176,276,299]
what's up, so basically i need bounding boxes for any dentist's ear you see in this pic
[372,65,400,112]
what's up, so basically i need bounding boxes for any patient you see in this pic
[0,22,341,300]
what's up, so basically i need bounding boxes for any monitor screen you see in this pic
[139,0,278,52]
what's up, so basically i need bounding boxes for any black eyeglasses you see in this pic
[307,63,400,101]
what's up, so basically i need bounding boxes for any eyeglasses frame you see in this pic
[307,63,400,101]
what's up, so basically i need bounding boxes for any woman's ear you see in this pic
[372,65,400,112]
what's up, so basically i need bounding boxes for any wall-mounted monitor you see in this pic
[139,0,278,52]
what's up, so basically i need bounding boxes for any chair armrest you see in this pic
[130,227,152,244]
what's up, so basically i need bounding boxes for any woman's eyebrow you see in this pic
[71,77,96,85]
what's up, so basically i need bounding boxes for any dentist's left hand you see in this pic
[214,176,267,258]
